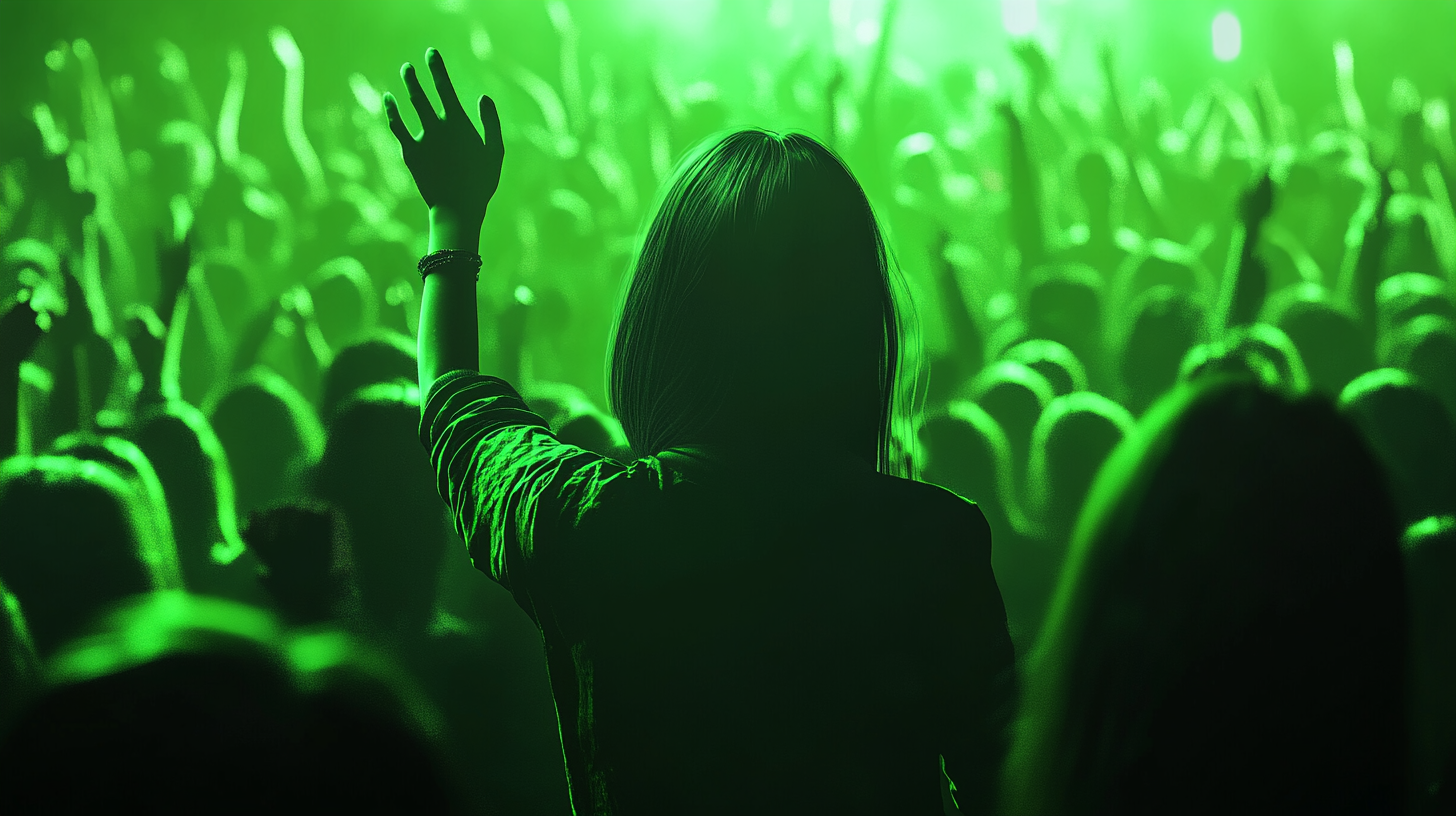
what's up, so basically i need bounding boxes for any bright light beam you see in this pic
[1002,0,1038,37]
[1212,12,1241,62]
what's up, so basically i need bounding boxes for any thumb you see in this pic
[478,94,503,156]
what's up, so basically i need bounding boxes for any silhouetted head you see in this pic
[1385,207,1443,279]
[1178,322,1309,394]
[609,129,913,474]
[1003,338,1088,396]
[964,360,1055,479]
[1114,243,1209,308]
[1273,295,1372,396]
[1340,368,1456,523]
[50,432,179,556]
[1402,514,1456,803]
[0,593,452,814]
[131,401,248,595]
[243,501,362,629]
[312,382,446,637]
[1025,392,1135,546]
[310,256,378,352]
[1025,264,1104,376]
[321,331,417,421]
[1382,314,1456,420]
[1376,272,1453,337]
[1119,285,1205,414]
[1003,377,1406,815]
[0,456,181,655]
[208,368,325,517]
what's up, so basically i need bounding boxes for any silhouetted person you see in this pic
[0,593,455,814]
[208,368,324,517]
[1060,150,1128,277]
[1403,515,1456,815]
[1003,338,1088,397]
[1178,323,1310,395]
[50,432,179,559]
[963,360,1055,495]
[1026,391,1135,548]
[320,331,417,421]
[1001,377,1407,815]
[1118,285,1205,415]
[1026,264,1106,391]
[1383,314,1456,422]
[1275,296,1373,397]
[1376,272,1453,339]
[131,400,261,603]
[917,401,1042,653]
[313,381,568,815]
[1339,369,1456,524]
[385,51,1015,812]
[243,501,361,629]
[0,455,182,655]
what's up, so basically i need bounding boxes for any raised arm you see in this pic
[0,296,46,459]
[382,48,504,408]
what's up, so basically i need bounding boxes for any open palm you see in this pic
[383,48,503,227]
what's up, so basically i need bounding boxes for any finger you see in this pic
[425,48,467,118]
[400,62,439,129]
[479,94,503,155]
[382,92,414,147]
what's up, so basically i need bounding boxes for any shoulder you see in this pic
[869,473,994,553]
[872,472,989,522]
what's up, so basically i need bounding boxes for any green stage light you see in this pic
[1212,11,1241,62]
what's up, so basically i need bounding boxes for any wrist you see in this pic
[428,209,484,253]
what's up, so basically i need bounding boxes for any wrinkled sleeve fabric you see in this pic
[418,370,635,608]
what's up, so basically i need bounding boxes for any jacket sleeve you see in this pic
[418,370,634,604]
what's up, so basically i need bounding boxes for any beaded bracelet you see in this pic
[417,249,482,281]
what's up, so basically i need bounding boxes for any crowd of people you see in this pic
[1,2,1453,813]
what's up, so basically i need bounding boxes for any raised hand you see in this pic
[383,48,503,234]
[1238,171,1275,227]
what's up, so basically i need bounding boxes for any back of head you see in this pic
[0,456,180,655]
[1339,368,1456,523]
[1376,272,1453,336]
[1119,285,1206,414]
[321,331,417,421]
[0,593,452,814]
[50,433,180,563]
[1004,377,1406,815]
[1178,323,1310,395]
[1274,296,1372,396]
[209,369,325,516]
[1026,392,1135,545]
[1402,515,1456,807]
[965,360,1055,475]
[610,129,909,473]
[130,401,246,593]
[1003,338,1089,396]
[313,382,445,632]
[1382,314,1456,419]
[1026,264,1105,375]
